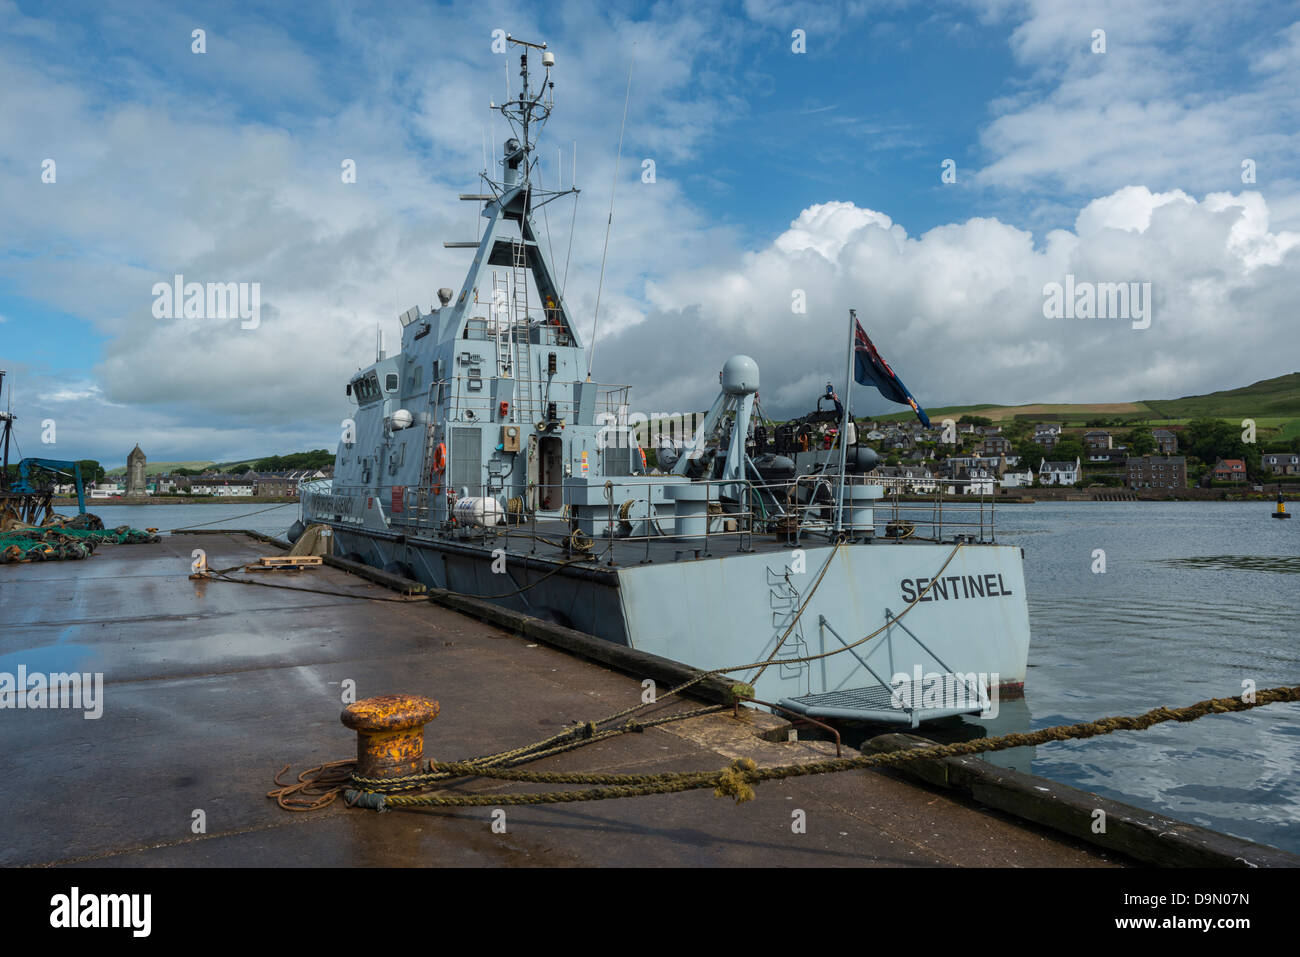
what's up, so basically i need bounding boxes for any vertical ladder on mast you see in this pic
[491,271,513,379]
[510,239,535,423]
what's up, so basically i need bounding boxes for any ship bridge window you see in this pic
[385,373,399,392]
[352,373,382,404]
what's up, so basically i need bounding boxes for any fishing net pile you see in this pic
[0,514,160,564]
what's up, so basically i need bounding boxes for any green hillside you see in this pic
[871,372,1300,429]
[1143,372,1300,418]
[103,449,334,476]
[104,460,213,477]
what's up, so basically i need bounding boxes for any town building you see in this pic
[999,468,1035,488]
[1032,424,1062,450]
[940,455,988,478]
[189,477,256,496]
[1152,429,1178,454]
[960,467,996,495]
[977,435,1012,457]
[1262,452,1300,475]
[1212,459,1247,483]
[1038,457,1081,485]
[1083,430,1112,450]
[242,469,329,497]
[873,465,937,494]
[155,474,184,493]
[1086,447,1128,464]
[1126,455,1187,489]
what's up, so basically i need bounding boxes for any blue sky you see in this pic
[2,0,1298,467]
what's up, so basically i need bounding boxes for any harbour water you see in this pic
[86,501,301,540]
[79,499,1299,853]
[988,501,1299,855]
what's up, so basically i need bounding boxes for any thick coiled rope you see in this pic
[332,686,1300,811]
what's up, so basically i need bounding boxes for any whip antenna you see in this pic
[586,46,634,381]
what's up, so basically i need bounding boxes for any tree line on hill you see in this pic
[4,451,335,487]
[169,450,335,476]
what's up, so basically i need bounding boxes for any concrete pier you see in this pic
[0,532,1282,867]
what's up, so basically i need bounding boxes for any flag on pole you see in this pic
[853,319,930,427]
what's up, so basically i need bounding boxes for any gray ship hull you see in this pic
[313,504,1030,722]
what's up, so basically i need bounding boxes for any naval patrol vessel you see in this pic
[295,36,1031,726]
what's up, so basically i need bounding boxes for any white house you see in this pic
[190,478,255,496]
[873,466,937,494]
[1038,457,1081,486]
[1000,469,1035,488]
[962,467,996,495]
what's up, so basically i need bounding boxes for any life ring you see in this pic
[432,442,447,472]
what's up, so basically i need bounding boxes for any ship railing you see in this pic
[873,477,1000,544]
[323,471,1001,565]
[433,376,635,428]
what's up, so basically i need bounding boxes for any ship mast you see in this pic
[488,35,572,210]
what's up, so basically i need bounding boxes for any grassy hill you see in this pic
[1143,372,1300,419]
[104,460,213,477]
[872,373,1300,434]
[104,449,335,476]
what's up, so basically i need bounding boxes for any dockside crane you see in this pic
[0,369,87,526]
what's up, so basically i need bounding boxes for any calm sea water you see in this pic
[86,501,301,539]
[85,499,1300,853]
[987,501,1299,855]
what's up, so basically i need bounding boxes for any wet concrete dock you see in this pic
[0,532,1130,867]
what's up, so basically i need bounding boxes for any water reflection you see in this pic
[1000,501,1300,853]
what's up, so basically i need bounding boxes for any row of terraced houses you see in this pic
[859,419,1291,493]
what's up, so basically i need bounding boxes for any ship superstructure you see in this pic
[299,37,1031,726]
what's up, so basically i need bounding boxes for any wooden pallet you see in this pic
[244,555,323,572]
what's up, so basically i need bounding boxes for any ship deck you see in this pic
[2,532,1286,868]
[380,515,1003,575]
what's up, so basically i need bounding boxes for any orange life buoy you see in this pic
[432,442,447,472]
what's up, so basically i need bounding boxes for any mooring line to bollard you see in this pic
[270,542,972,811]
[269,704,726,811]
[271,686,1300,812]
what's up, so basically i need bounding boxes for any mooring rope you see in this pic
[270,541,971,811]
[319,686,1299,811]
[269,704,725,811]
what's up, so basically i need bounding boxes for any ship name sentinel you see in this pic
[900,574,1013,602]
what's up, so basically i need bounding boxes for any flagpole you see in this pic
[834,308,856,536]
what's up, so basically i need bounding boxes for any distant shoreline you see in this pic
[894,489,1294,503]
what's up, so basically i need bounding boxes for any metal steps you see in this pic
[779,676,988,727]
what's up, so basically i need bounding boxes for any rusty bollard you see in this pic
[341,694,440,780]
